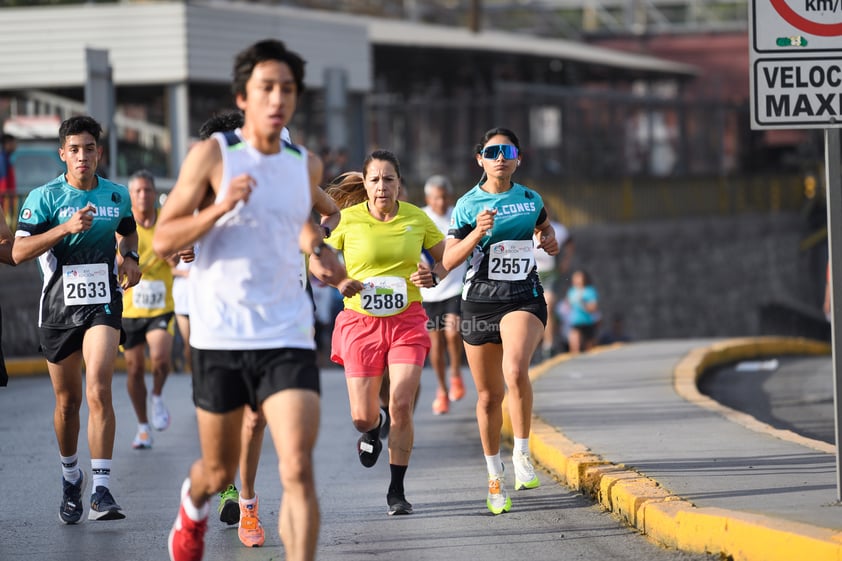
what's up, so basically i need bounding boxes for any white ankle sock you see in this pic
[91,459,111,490]
[61,454,81,483]
[485,454,503,477]
[182,493,210,521]
[513,437,530,455]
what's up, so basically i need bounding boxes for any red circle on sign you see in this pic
[770,0,842,36]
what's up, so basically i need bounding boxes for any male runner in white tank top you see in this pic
[153,39,346,561]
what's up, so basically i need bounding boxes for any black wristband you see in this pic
[430,272,440,287]
[321,225,331,239]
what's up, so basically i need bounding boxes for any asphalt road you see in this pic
[0,367,713,561]
[699,355,835,445]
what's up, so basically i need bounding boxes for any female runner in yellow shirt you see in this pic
[326,150,446,516]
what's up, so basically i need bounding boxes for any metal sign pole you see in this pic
[825,127,842,501]
[751,0,842,499]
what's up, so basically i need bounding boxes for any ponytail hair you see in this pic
[325,171,366,209]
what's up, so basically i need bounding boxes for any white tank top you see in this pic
[188,129,314,350]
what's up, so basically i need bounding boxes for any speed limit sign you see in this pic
[749,0,842,128]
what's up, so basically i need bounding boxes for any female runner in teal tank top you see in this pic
[443,127,560,515]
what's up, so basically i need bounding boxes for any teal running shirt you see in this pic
[448,181,547,303]
[16,174,136,328]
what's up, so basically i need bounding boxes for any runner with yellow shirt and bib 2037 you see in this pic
[122,169,195,450]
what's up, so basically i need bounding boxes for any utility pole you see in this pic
[469,0,481,33]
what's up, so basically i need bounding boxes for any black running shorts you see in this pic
[460,296,548,346]
[122,313,175,350]
[422,294,461,331]
[39,312,125,364]
[190,347,320,413]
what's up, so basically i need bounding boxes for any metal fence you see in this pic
[2,82,816,230]
[364,81,816,226]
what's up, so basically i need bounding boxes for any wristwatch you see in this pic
[321,224,331,239]
[123,250,140,262]
[312,242,329,258]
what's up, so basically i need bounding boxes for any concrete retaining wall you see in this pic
[566,211,824,341]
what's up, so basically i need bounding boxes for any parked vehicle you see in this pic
[11,141,64,195]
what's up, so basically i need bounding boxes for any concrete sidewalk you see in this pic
[512,337,841,561]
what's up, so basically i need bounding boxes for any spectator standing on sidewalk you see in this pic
[565,269,600,353]
[443,127,558,515]
[13,115,141,524]
[420,174,468,415]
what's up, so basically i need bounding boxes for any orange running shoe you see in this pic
[432,389,449,415]
[448,377,466,402]
[238,497,265,548]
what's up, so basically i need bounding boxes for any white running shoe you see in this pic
[132,428,153,449]
[151,397,171,431]
[486,474,511,515]
[513,450,540,490]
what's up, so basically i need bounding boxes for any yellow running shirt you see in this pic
[327,201,443,317]
[122,221,174,318]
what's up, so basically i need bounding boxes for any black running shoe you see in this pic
[218,484,240,525]
[357,428,383,468]
[59,471,86,524]
[88,486,126,521]
[387,493,413,516]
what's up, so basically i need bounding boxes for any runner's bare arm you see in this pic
[410,240,448,288]
[13,203,95,264]
[153,140,245,258]
[442,209,495,271]
[534,218,559,256]
[300,220,348,288]
[308,152,340,234]
[116,230,142,288]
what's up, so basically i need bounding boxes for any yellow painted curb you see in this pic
[668,506,842,561]
[673,336,834,454]
[6,355,136,377]
[508,339,841,561]
[5,357,50,376]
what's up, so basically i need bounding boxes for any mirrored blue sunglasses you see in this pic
[481,144,519,160]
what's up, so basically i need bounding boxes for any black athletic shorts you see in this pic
[39,312,125,364]
[191,347,320,414]
[122,313,175,350]
[422,294,461,331]
[460,296,548,346]
[571,323,597,342]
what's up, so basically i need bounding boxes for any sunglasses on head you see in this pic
[481,144,519,160]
